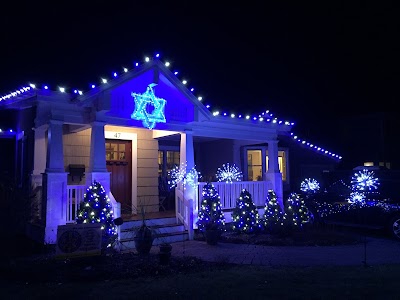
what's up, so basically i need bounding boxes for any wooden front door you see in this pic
[106,139,132,213]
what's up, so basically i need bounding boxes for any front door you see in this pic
[106,139,132,213]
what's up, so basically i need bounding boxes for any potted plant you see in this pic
[133,206,154,255]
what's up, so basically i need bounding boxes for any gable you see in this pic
[100,63,208,129]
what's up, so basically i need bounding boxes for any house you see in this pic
[0,55,341,244]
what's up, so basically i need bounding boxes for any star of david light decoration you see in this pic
[131,83,166,129]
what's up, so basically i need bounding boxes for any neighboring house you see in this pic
[0,56,341,244]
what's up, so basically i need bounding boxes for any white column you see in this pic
[89,121,107,173]
[86,122,110,197]
[265,139,284,210]
[180,130,195,170]
[267,140,280,174]
[43,120,67,244]
[32,124,47,186]
[180,130,197,230]
[45,120,65,173]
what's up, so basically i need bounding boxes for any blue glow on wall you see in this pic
[131,83,166,129]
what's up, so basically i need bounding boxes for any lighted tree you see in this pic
[292,193,311,224]
[197,182,226,232]
[76,180,117,248]
[263,190,284,233]
[283,193,301,230]
[231,189,262,233]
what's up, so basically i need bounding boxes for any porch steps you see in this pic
[118,217,189,250]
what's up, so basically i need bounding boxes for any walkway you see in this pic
[164,236,400,267]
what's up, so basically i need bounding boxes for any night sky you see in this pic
[1,2,397,151]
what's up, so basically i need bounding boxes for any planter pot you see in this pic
[133,236,154,255]
[205,229,219,245]
[134,225,154,255]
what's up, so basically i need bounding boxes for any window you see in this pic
[245,147,288,182]
[247,150,262,181]
[158,149,180,177]
[106,142,127,161]
[266,150,287,181]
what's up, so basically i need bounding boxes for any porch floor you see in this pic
[121,209,176,222]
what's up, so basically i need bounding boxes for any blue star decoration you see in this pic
[131,83,166,129]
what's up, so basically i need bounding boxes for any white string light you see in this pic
[0,52,340,158]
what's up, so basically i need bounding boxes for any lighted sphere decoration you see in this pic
[347,191,366,204]
[168,162,186,189]
[168,162,201,189]
[216,163,243,183]
[184,167,202,188]
[300,178,320,193]
[351,169,380,191]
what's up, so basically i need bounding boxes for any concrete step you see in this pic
[119,231,189,250]
[120,223,185,240]
[119,217,177,230]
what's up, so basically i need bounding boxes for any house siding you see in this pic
[136,129,159,212]
[63,128,91,185]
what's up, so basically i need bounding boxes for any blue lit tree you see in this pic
[283,193,300,230]
[197,182,226,232]
[76,180,117,248]
[263,190,284,233]
[283,193,311,230]
[231,189,262,233]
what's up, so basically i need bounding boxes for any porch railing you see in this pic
[175,188,194,240]
[66,185,121,223]
[198,181,273,210]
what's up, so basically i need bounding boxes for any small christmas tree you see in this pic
[197,182,226,232]
[76,180,117,248]
[231,189,262,233]
[291,193,311,224]
[263,190,284,233]
[283,193,300,230]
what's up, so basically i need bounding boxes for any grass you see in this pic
[2,264,400,299]
[2,226,399,299]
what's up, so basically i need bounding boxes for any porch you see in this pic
[66,180,272,224]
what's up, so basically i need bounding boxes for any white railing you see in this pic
[66,185,121,223]
[175,188,194,240]
[198,181,273,210]
[66,185,86,223]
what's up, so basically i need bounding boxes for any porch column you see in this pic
[86,121,110,196]
[265,139,284,210]
[45,120,65,173]
[32,124,47,187]
[180,130,196,234]
[43,120,68,244]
